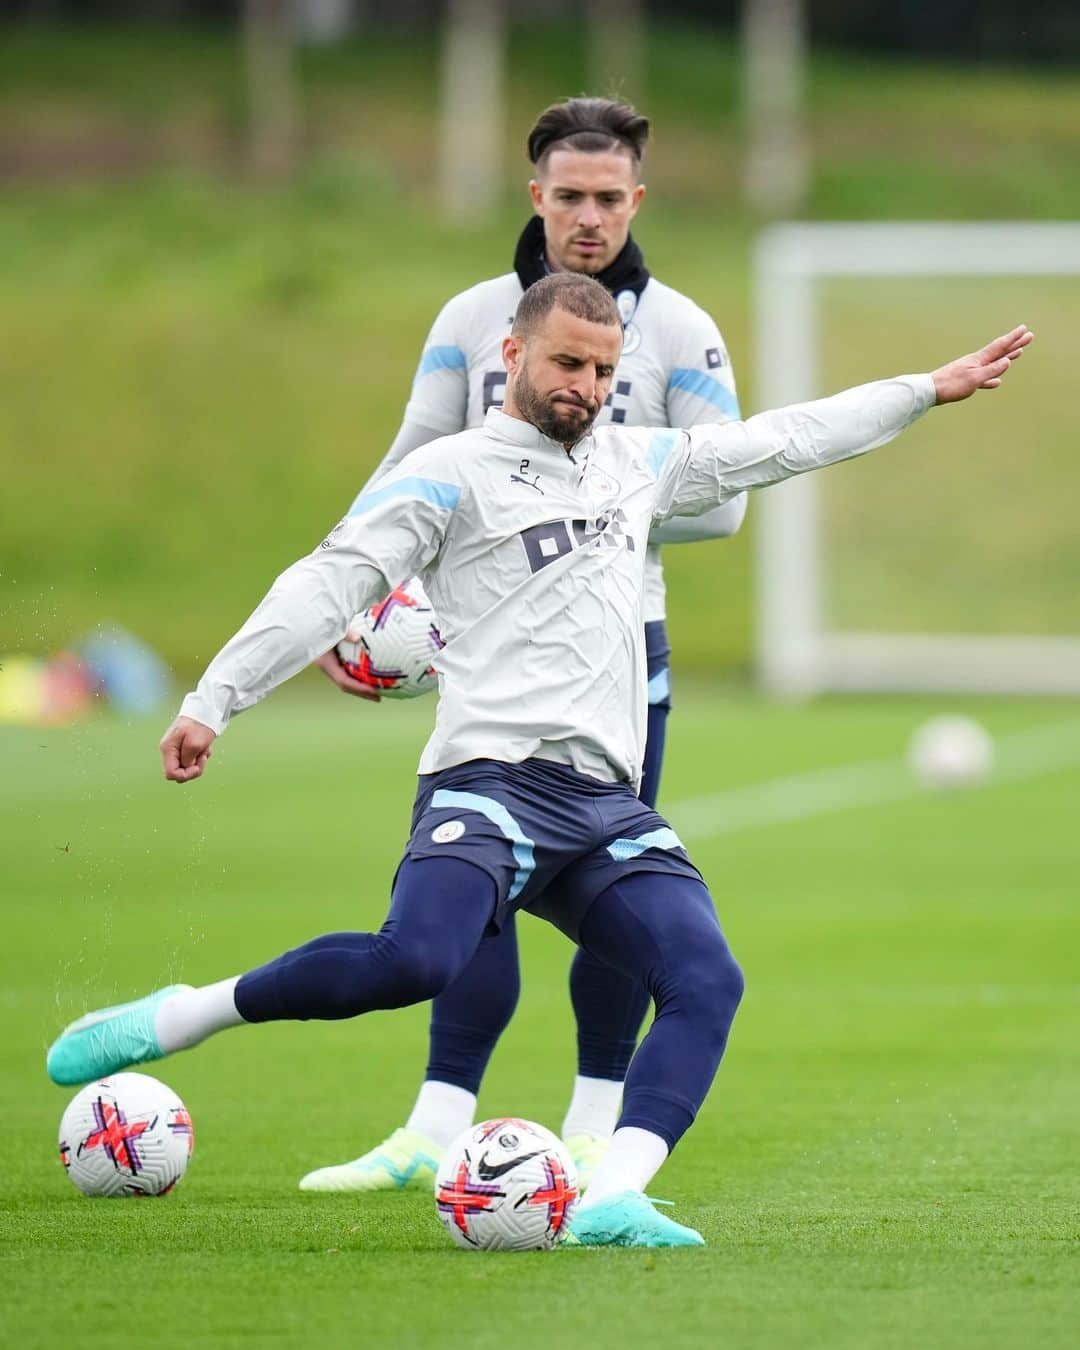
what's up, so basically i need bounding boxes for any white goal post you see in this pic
[752,221,1080,696]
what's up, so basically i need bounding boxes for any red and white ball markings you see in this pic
[58,1072,194,1198]
[434,1117,578,1251]
[336,579,444,699]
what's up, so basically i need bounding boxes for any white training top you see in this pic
[368,271,746,623]
[180,375,936,790]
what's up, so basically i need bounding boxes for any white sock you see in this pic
[561,1075,624,1141]
[154,977,244,1053]
[576,1126,669,1210]
[405,1080,477,1149]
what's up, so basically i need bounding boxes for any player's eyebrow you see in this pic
[551,185,627,199]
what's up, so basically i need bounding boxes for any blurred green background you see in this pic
[2,17,1079,682]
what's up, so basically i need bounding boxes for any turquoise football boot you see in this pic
[563,1190,705,1247]
[46,985,190,1086]
[298,1126,442,1193]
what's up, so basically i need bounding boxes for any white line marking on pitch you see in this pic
[669,717,1080,842]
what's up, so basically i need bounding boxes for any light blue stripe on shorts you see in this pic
[647,668,671,705]
[430,789,536,901]
[606,827,685,863]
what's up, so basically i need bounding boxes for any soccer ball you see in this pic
[336,578,443,699]
[58,1072,194,1197]
[908,715,995,790]
[434,1118,579,1251]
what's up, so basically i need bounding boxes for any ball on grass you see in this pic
[908,715,994,790]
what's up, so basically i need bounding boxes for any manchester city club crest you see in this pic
[587,467,621,499]
[616,288,642,354]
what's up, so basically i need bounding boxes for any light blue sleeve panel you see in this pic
[338,454,464,593]
[663,302,741,431]
[348,475,462,519]
[401,294,472,437]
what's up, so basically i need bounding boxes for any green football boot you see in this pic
[299,1126,442,1193]
[563,1133,609,1192]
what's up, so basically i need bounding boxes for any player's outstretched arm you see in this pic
[656,324,1036,522]
[160,716,216,784]
[931,325,1033,403]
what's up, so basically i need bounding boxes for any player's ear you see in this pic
[502,334,525,375]
[528,179,544,215]
[629,182,646,216]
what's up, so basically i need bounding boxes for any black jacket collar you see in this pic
[512,215,651,303]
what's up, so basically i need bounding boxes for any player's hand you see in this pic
[314,649,381,702]
[160,715,217,784]
[931,325,1034,404]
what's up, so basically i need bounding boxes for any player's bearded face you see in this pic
[511,313,621,446]
[513,353,601,443]
[530,149,645,276]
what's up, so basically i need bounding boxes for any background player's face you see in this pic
[502,305,623,445]
[529,148,646,275]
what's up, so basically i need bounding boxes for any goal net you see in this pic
[752,222,1080,695]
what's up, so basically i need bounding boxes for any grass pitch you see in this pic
[2,685,1078,1349]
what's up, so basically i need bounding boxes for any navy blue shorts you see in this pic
[403,758,702,940]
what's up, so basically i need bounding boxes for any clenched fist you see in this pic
[160,715,217,784]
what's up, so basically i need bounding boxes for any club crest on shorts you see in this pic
[432,820,466,844]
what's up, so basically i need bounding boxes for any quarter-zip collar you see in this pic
[483,407,593,466]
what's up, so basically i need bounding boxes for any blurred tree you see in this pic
[741,0,809,217]
[244,0,299,177]
[438,0,506,219]
[588,0,645,104]
[295,0,360,43]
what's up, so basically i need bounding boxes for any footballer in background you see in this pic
[304,95,746,1194]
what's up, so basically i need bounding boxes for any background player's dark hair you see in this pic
[512,273,621,337]
[527,96,650,175]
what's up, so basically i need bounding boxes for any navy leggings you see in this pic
[235,854,743,1151]
[425,700,668,1094]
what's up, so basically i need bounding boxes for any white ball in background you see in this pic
[908,715,995,790]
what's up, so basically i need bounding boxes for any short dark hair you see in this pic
[527,96,650,175]
[512,273,621,338]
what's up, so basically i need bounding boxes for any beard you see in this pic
[514,360,599,446]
